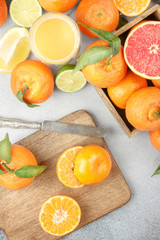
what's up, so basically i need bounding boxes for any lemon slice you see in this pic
[0,27,30,73]
[55,64,87,92]
[10,0,42,28]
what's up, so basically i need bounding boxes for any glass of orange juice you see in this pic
[29,13,81,65]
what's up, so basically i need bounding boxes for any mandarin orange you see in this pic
[149,129,160,151]
[82,40,127,88]
[11,60,54,104]
[74,145,112,185]
[0,145,37,190]
[107,70,148,109]
[126,87,160,131]
[0,0,8,27]
[152,80,160,88]
[38,0,78,13]
[76,0,119,38]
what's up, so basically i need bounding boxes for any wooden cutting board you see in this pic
[0,110,131,240]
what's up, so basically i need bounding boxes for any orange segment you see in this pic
[56,146,84,188]
[114,0,151,17]
[39,195,81,236]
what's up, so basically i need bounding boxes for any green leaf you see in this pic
[117,17,128,30]
[15,165,47,178]
[0,133,12,164]
[0,169,4,176]
[152,164,160,176]
[16,86,40,108]
[74,46,113,72]
[78,22,121,55]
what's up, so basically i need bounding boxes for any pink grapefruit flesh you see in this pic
[124,21,160,80]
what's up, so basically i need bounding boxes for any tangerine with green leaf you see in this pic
[126,87,160,131]
[11,60,54,106]
[76,0,119,38]
[0,145,37,190]
[0,134,46,190]
[82,40,127,88]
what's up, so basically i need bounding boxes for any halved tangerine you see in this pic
[56,146,84,188]
[39,195,81,236]
[114,0,151,17]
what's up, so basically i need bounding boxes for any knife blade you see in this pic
[0,229,8,240]
[0,117,107,138]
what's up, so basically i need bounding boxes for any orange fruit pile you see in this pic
[39,195,81,236]
[0,145,37,190]
[76,0,119,38]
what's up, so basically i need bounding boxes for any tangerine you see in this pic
[0,0,8,27]
[152,80,160,88]
[74,145,112,185]
[82,40,127,88]
[126,87,160,131]
[38,0,78,13]
[11,60,54,104]
[76,0,119,38]
[0,145,37,190]
[149,129,160,151]
[107,70,148,109]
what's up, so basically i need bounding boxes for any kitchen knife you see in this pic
[0,229,8,240]
[0,117,107,138]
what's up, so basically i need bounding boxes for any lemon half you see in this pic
[0,27,30,73]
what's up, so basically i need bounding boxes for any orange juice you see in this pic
[29,13,80,65]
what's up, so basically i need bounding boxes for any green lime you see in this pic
[55,64,87,93]
[10,0,42,28]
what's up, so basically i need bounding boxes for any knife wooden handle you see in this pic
[0,118,41,129]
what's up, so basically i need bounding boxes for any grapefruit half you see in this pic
[124,21,160,80]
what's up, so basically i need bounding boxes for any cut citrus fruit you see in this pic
[113,0,151,17]
[39,195,81,236]
[56,146,84,188]
[10,0,42,28]
[0,27,30,73]
[55,64,87,92]
[124,21,160,80]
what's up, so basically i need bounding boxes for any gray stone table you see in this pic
[0,0,160,240]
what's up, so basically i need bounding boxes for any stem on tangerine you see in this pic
[1,162,14,174]
[153,112,160,119]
